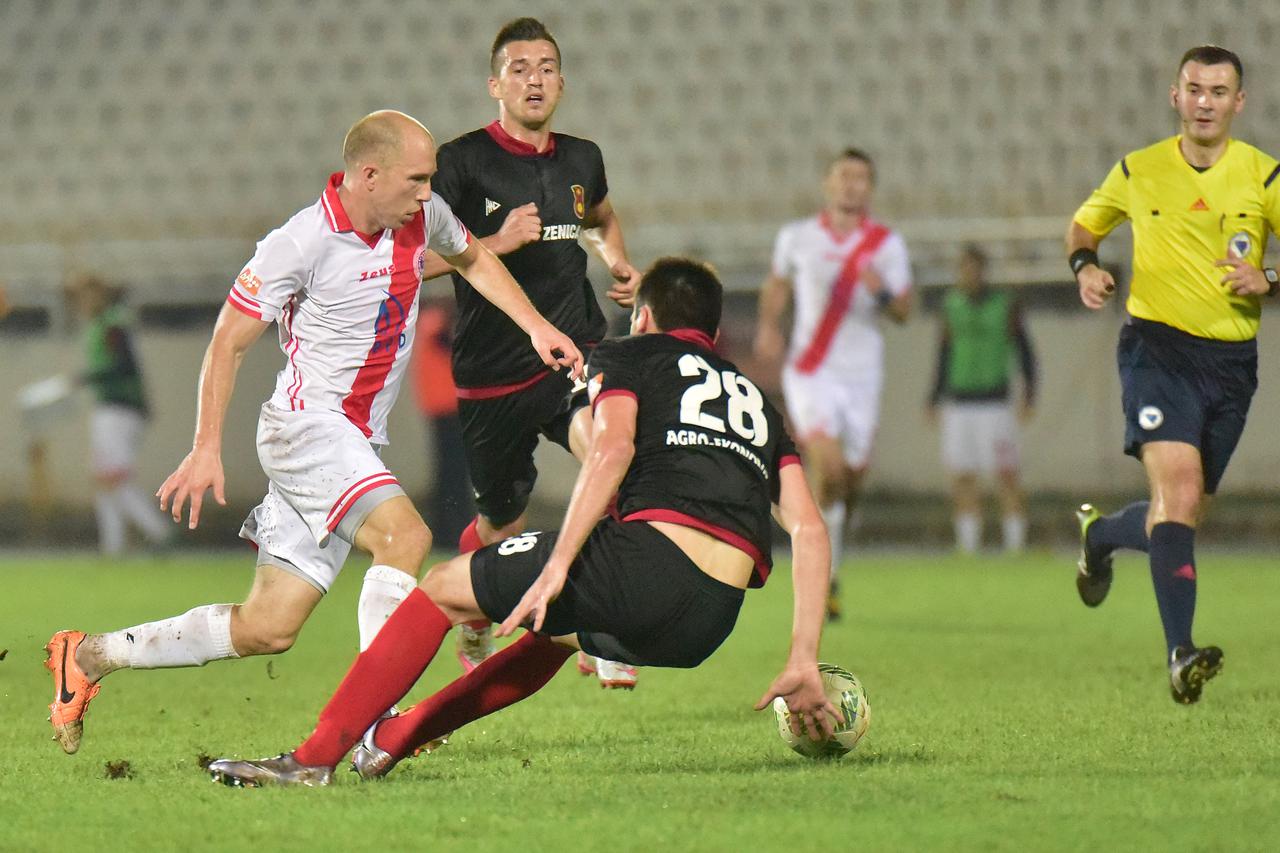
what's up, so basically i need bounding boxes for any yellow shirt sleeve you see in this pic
[1263,161,1280,238]
[1073,159,1130,237]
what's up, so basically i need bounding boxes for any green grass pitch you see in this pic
[2,550,1278,851]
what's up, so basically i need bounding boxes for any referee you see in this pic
[1067,45,1280,704]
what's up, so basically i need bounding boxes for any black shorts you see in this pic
[1117,318,1257,494]
[469,518,745,668]
[457,371,588,527]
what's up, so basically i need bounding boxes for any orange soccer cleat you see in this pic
[44,630,101,754]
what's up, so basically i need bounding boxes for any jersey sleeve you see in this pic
[1261,157,1280,238]
[432,141,466,209]
[585,338,642,411]
[423,194,471,258]
[873,231,913,296]
[587,140,609,208]
[227,229,307,323]
[770,225,795,279]
[770,423,801,503]
[1073,159,1131,237]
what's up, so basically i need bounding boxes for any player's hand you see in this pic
[156,445,226,530]
[496,559,571,636]
[1076,265,1116,310]
[753,325,785,365]
[1215,257,1270,296]
[529,322,584,379]
[606,260,640,307]
[494,203,542,254]
[754,662,843,742]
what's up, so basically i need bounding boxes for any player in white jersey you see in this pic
[755,148,912,619]
[43,110,583,755]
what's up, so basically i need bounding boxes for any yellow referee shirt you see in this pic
[1074,136,1280,341]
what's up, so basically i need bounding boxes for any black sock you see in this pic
[1148,521,1197,656]
[1088,501,1151,554]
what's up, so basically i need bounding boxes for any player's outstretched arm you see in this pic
[441,240,584,377]
[497,395,637,636]
[157,304,269,529]
[753,273,793,365]
[755,465,841,740]
[419,203,543,281]
[1066,221,1116,310]
[583,198,640,307]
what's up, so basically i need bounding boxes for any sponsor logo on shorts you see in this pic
[571,184,585,219]
[1228,231,1253,259]
[1139,405,1163,430]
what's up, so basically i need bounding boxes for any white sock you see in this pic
[358,565,417,651]
[820,501,847,581]
[954,513,981,554]
[117,482,172,543]
[94,490,126,556]
[89,604,238,673]
[1002,514,1027,553]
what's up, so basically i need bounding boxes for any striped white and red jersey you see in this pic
[771,212,911,377]
[227,173,471,444]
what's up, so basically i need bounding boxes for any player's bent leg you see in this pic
[456,513,525,672]
[352,495,433,649]
[1141,442,1207,665]
[231,565,324,656]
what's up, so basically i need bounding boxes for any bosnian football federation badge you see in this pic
[571,184,585,220]
[1228,231,1253,259]
[1138,405,1164,430]
[413,246,427,280]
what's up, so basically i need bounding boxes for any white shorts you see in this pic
[239,403,404,593]
[90,404,146,476]
[940,401,1020,475]
[782,366,881,469]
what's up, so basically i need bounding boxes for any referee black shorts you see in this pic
[469,518,745,668]
[457,370,588,528]
[1117,318,1257,494]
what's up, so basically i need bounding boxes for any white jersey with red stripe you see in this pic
[771,213,911,377]
[227,173,471,444]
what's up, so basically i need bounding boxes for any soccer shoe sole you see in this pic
[1075,504,1113,608]
[1170,647,1224,705]
[44,630,101,755]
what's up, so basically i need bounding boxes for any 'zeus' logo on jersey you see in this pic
[359,264,395,282]
[542,224,581,241]
[571,185,585,219]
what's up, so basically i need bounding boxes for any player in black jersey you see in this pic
[417,18,641,681]
[207,258,841,787]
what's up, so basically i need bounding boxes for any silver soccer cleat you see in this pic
[351,717,399,781]
[208,753,333,788]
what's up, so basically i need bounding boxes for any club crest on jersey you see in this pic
[1139,405,1163,431]
[1228,231,1253,259]
[571,184,585,220]
[413,246,427,280]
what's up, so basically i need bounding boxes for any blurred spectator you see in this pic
[927,245,1037,553]
[70,274,171,555]
[412,296,475,547]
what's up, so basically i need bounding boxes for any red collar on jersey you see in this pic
[664,328,716,351]
[485,121,557,157]
[321,172,385,247]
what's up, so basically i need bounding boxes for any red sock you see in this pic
[375,632,571,758]
[293,589,452,768]
[458,517,484,554]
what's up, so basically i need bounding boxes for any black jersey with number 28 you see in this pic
[586,330,800,587]
[433,123,610,389]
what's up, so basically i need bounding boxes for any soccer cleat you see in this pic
[826,579,842,622]
[1169,645,1224,705]
[44,630,101,755]
[456,623,495,674]
[208,753,333,788]
[576,651,597,676]
[594,658,639,690]
[1075,504,1114,607]
[351,716,400,781]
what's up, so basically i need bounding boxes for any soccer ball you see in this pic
[772,663,870,758]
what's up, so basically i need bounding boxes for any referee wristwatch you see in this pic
[1265,266,1279,297]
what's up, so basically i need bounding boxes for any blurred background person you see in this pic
[754,148,913,620]
[412,296,476,548]
[927,245,1037,554]
[69,274,171,556]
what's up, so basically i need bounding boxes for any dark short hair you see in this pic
[490,17,561,75]
[961,243,987,269]
[1178,45,1243,86]
[635,257,723,337]
[830,147,875,183]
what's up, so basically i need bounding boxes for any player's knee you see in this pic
[231,609,301,656]
[372,518,433,566]
[418,558,473,624]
